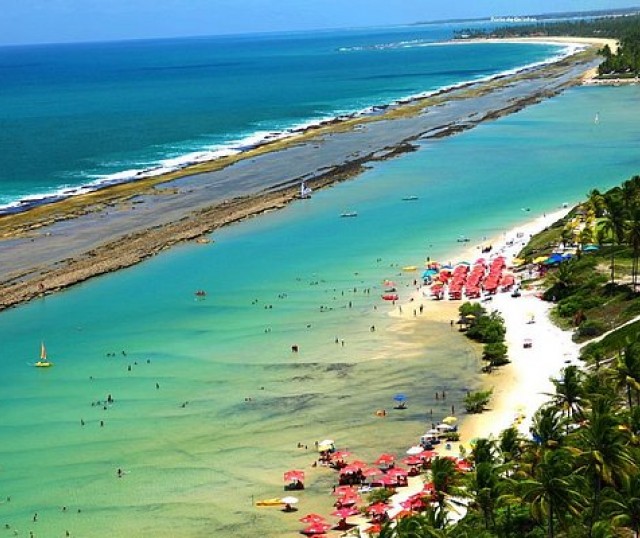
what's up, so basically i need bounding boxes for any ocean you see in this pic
[0,24,567,212]
[1,24,640,538]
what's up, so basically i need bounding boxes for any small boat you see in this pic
[255,498,285,507]
[456,236,470,243]
[340,211,358,218]
[402,195,419,201]
[34,342,54,368]
[300,182,313,199]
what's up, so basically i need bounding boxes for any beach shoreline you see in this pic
[0,41,604,313]
[394,207,579,455]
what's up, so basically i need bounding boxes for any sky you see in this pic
[3,0,639,46]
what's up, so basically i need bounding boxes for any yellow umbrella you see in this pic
[442,416,457,425]
[533,256,548,264]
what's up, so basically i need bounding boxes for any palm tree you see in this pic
[627,207,640,292]
[550,365,584,422]
[601,193,627,288]
[464,461,503,531]
[430,456,458,511]
[499,427,523,464]
[607,342,640,411]
[529,405,566,450]
[469,438,497,466]
[603,475,640,537]
[518,448,585,538]
[570,394,637,537]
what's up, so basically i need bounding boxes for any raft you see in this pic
[255,498,284,507]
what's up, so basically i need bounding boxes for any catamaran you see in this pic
[34,342,54,368]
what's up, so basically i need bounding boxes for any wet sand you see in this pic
[0,42,602,312]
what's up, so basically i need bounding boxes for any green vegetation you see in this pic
[374,175,640,537]
[464,389,494,414]
[459,302,509,370]
[376,355,640,537]
[454,14,640,78]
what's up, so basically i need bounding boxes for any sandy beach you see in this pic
[390,207,579,454]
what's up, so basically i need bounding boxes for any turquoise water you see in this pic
[0,25,564,211]
[1,84,639,537]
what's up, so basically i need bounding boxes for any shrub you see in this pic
[576,319,607,338]
[464,389,493,414]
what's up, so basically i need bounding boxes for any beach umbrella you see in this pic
[299,513,327,524]
[339,464,361,476]
[375,453,395,465]
[442,416,457,425]
[436,423,453,431]
[393,393,407,403]
[533,256,548,264]
[281,496,299,505]
[361,467,381,478]
[331,450,351,460]
[402,455,423,466]
[583,244,599,252]
[332,507,359,519]
[349,459,367,469]
[386,467,408,478]
[333,485,358,496]
[420,450,437,460]
[284,470,305,482]
[335,493,361,506]
[317,439,334,452]
[406,445,423,455]
[425,428,439,436]
[367,502,390,516]
[302,522,332,535]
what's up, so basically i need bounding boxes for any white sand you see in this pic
[394,206,580,450]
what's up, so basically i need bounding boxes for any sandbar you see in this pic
[0,40,604,312]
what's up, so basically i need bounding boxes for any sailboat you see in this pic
[299,182,312,199]
[34,342,54,368]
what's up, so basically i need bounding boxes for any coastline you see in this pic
[0,42,603,313]
[386,207,579,457]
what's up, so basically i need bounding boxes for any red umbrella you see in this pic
[422,481,435,493]
[333,485,358,496]
[350,460,367,469]
[367,502,390,516]
[331,450,351,460]
[386,467,408,478]
[378,474,397,487]
[361,467,381,478]
[375,453,395,465]
[284,470,305,482]
[339,464,361,476]
[335,493,361,506]
[402,455,422,466]
[302,522,332,535]
[420,450,437,460]
[332,507,359,519]
[299,513,327,524]
[365,523,382,534]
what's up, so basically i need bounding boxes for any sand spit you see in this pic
[0,46,602,312]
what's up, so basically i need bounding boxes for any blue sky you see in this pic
[3,0,639,45]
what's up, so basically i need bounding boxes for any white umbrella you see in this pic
[406,445,424,455]
[425,429,439,435]
[436,423,453,431]
[281,496,299,505]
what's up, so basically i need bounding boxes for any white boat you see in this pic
[340,211,358,218]
[34,342,54,368]
[402,195,419,201]
[300,182,312,199]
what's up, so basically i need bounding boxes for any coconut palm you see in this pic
[607,342,640,411]
[601,193,627,288]
[550,365,584,422]
[603,475,640,537]
[570,394,637,537]
[499,427,523,464]
[463,461,503,530]
[518,448,585,538]
[627,206,640,291]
